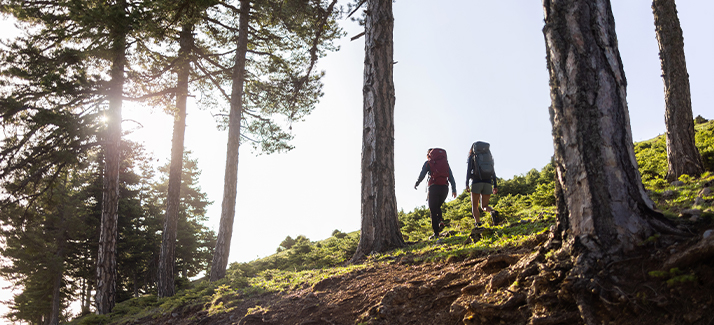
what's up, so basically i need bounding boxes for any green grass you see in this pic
[71,119,714,325]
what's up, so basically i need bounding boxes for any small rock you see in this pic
[700,188,712,197]
[681,209,702,216]
[703,229,713,239]
[690,215,699,222]
[662,190,675,198]
[684,310,703,323]
[694,196,706,206]
[171,313,178,317]
[671,180,685,187]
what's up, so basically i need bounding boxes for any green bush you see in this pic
[695,120,714,172]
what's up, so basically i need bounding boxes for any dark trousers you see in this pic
[428,185,449,235]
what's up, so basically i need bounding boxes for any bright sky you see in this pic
[1,0,713,321]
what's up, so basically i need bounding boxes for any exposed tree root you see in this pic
[664,232,714,269]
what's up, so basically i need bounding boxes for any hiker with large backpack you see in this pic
[414,148,457,239]
[466,141,500,228]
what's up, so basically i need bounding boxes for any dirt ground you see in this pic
[127,220,714,325]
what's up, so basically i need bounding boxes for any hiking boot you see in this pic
[474,221,483,228]
[429,233,440,240]
[491,210,502,225]
[438,221,446,232]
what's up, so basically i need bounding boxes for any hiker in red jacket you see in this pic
[414,148,457,239]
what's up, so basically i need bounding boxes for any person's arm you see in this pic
[492,173,499,194]
[448,166,457,197]
[465,155,473,190]
[414,161,429,189]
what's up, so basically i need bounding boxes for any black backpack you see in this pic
[472,141,495,180]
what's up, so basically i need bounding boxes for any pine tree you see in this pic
[651,0,704,181]
[542,0,683,322]
[151,153,216,283]
[202,0,341,281]
[350,0,405,263]
[0,167,93,324]
[1,0,161,313]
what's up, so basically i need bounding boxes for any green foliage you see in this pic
[201,0,344,154]
[634,119,714,188]
[69,118,714,325]
[396,162,556,243]
[648,268,697,287]
[634,136,669,187]
[233,231,360,277]
[695,120,714,171]
[150,152,217,279]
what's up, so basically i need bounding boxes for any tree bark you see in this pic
[210,0,249,282]
[542,2,687,323]
[158,23,193,298]
[351,0,404,263]
[652,0,704,181]
[542,0,676,258]
[95,1,127,313]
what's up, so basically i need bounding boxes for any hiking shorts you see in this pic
[471,182,493,195]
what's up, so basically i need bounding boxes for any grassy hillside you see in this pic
[70,118,714,324]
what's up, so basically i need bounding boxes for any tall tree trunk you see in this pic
[95,1,127,314]
[158,23,193,298]
[543,0,677,257]
[210,0,249,282]
[652,0,704,181]
[542,1,682,322]
[351,0,404,263]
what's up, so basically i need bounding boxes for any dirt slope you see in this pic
[126,223,714,325]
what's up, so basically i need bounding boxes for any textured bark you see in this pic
[210,0,249,282]
[542,0,675,257]
[351,0,404,263]
[652,0,704,181]
[95,3,127,313]
[158,23,193,298]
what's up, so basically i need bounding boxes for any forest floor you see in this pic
[125,218,714,325]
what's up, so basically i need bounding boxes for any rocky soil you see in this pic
[125,220,714,325]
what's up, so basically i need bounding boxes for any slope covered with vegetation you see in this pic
[71,118,714,324]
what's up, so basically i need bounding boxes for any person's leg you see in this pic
[428,185,449,236]
[480,186,500,224]
[481,194,492,212]
[428,186,447,236]
[471,191,482,224]
[434,185,448,229]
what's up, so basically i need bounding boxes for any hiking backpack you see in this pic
[427,148,450,186]
[471,141,495,181]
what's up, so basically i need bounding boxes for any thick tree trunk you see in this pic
[158,23,193,298]
[652,0,704,181]
[95,4,126,313]
[542,2,684,323]
[542,0,677,258]
[351,0,404,263]
[210,0,249,282]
